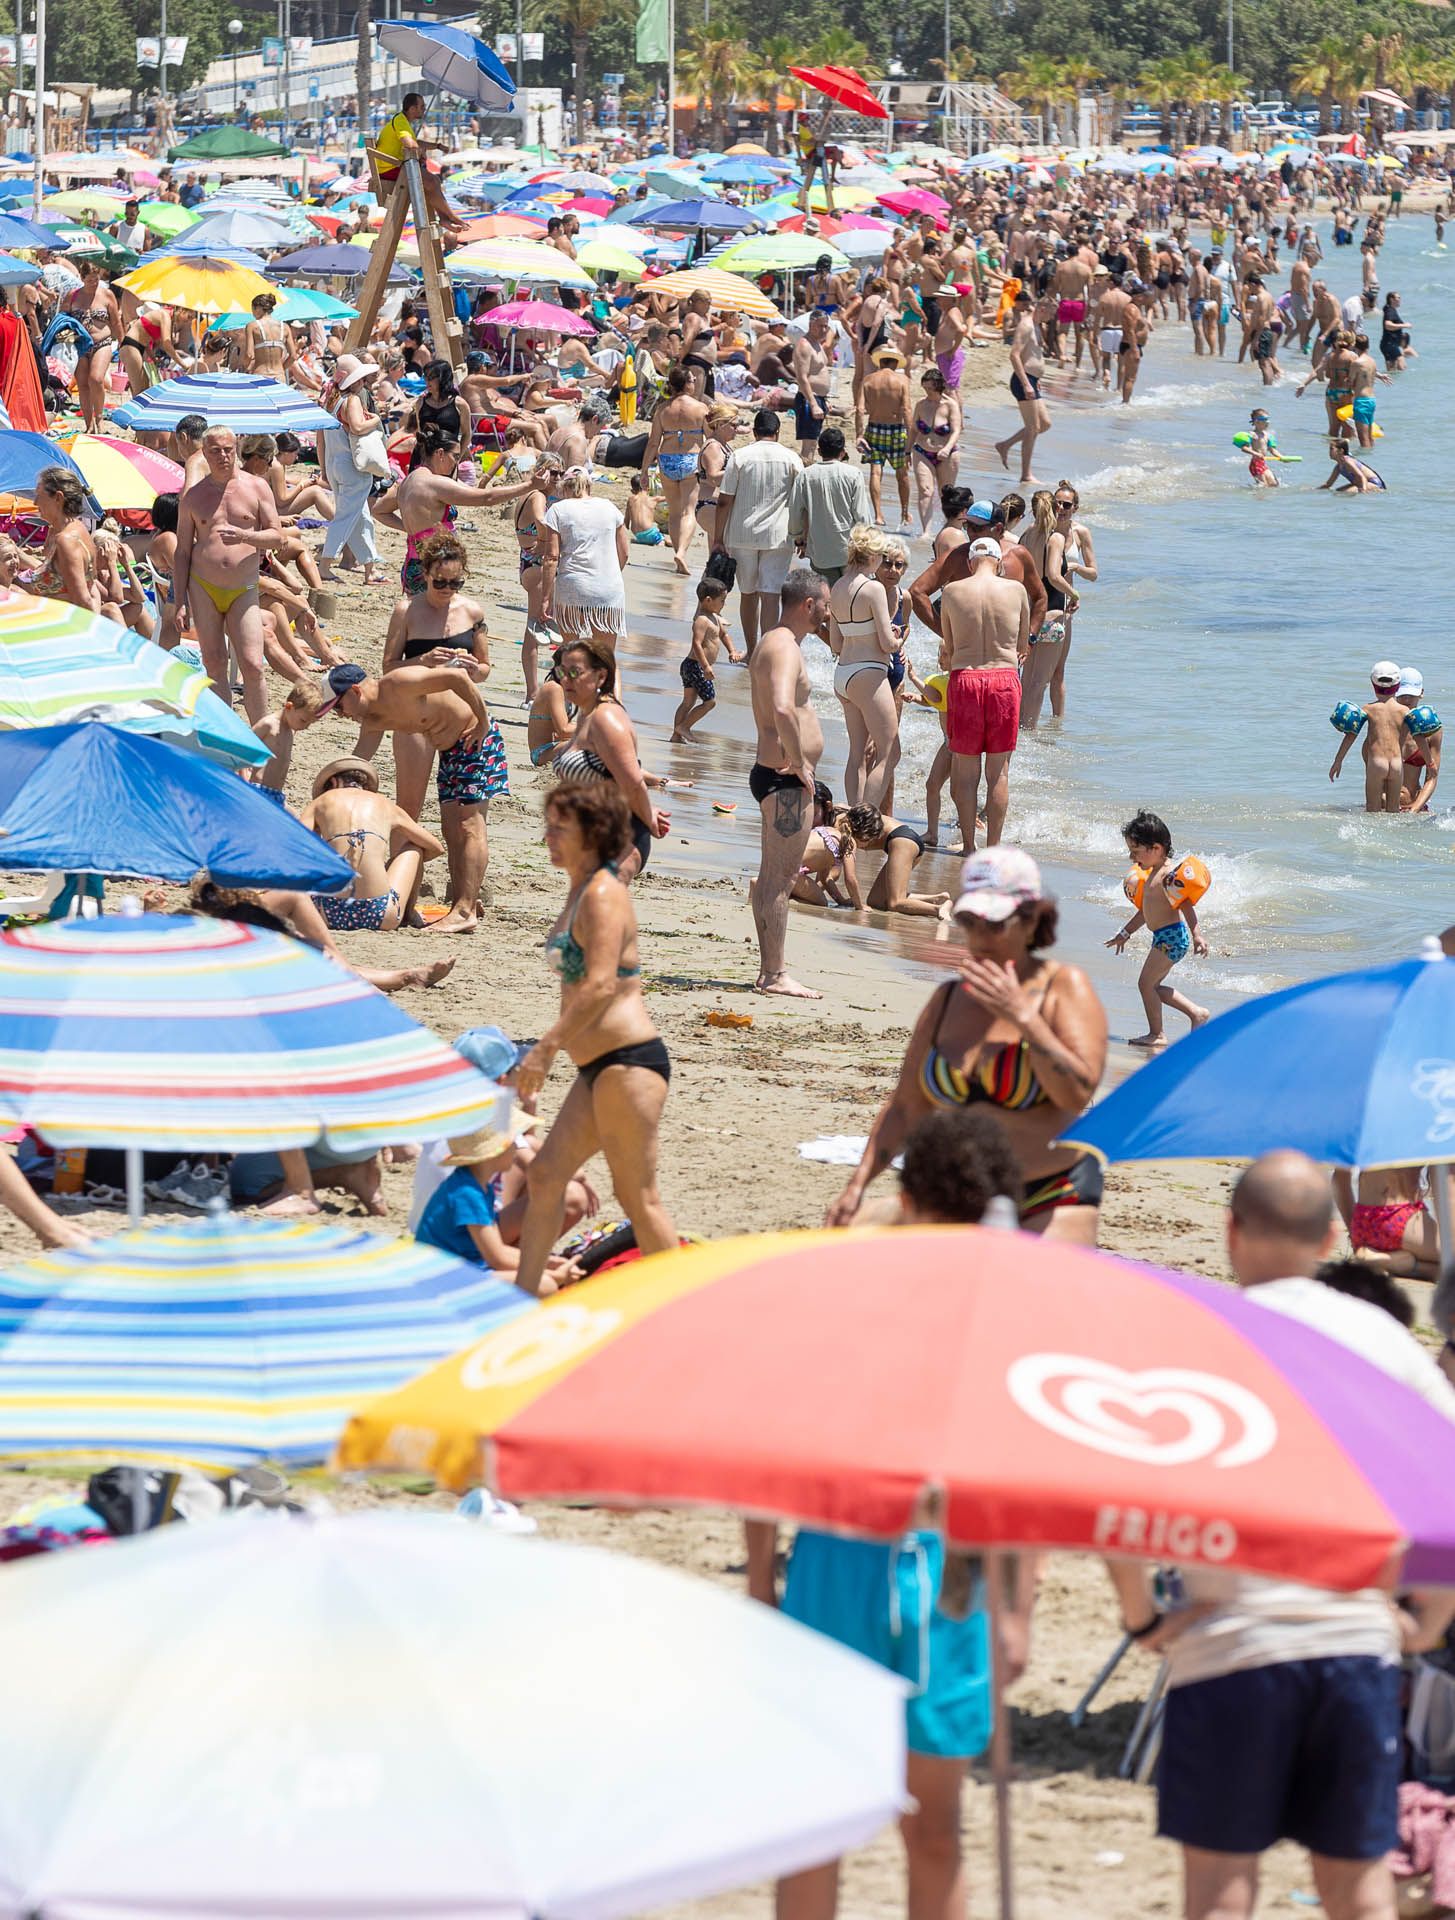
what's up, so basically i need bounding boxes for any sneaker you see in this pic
[176,1169,229,1210]
[146,1163,198,1202]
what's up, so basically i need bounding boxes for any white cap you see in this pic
[1398,667,1424,696]
[1371,659,1401,687]
[967,537,1001,562]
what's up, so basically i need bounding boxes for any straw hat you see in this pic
[311,756,380,797]
[441,1106,540,1165]
[333,352,380,390]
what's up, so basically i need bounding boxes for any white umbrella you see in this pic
[0,1511,908,1920]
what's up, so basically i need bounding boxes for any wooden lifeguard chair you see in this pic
[344,149,464,375]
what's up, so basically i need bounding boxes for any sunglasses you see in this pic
[881,559,907,571]
[429,573,465,587]
[558,664,595,682]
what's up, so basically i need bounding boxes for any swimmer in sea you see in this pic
[1107,809,1210,1047]
[1329,659,1413,812]
[1319,438,1386,494]
[1246,409,1279,490]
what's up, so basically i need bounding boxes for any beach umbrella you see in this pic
[534,167,616,192]
[118,255,274,316]
[575,236,648,280]
[0,593,267,771]
[151,242,271,274]
[39,189,124,220]
[168,126,288,162]
[0,1213,533,1469]
[644,167,707,200]
[36,224,135,268]
[443,239,594,287]
[559,193,613,216]
[0,1513,907,1919]
[453,212,547,240]
[0,210,72,250]
[481,298,596,335]
[0,252,37,288]
[268,241,378,277]
[0,723,352,893]
[135,201,200,240]
[111,372,336,435]
[716,231,851,271]
[56,435,183,511]
[702,156,793,185]
[644,266,782,317]
[834,227,904,262]
[0,432,96,512]
[724,139,772,155]
[788,63,890,120]
[876,186,951,221]
[376,15,516,112]
[629,195,760,233]
[0,911,510,1158]
[161,208,297,253]
[341,1226,1455,1596]
[205,287,358,331]
[776,210,892,235]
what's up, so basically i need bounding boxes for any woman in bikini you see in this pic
[1017,488,1077,731]
[268,432,335,523]
[639,365,710,575]
[375,531,493,821]
[827,846,1108,1242]
[528,643,576,771]
[696,401,738,527]
[829,523,900,813]
[29,468,110,617]
[298,757,446,934]
[116,293,173,399]
[403,360,472,468]
[65,265,121,433]
[852,276,893,437]
[372,424,532,597]
[243,293,292,381]
[909,367,962,536]
[513,450,563,706]
[512,781,677,1296]
[549,639,669,883]
[1050,481,1097,722]
[840,804,953,918]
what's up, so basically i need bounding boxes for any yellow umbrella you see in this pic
[725,141,772,156]
[119,255,276,317]
[646,267,782,319]
[443,239,595,288]
[57,435,173,511]
[576,237,647,280]
[41,189,125,220]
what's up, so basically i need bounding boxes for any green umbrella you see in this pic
[716,231,851,272]
[38,225,140,268]
[168,126,289,162]
[136,202,200,239]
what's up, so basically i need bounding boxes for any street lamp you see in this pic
[228,17,243,114]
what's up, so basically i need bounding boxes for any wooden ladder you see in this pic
[344,152,465,375]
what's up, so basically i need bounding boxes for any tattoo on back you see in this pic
[771,787,805,838]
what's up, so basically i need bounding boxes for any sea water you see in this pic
[600,210,1450,1038]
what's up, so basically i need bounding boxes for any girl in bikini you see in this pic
[514,451,563,705]
[909,369,962,536]
[829,523,901,813]
[65,267,121,433]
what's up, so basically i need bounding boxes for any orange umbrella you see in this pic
[451,213,547,242]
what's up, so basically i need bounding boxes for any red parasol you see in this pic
[788,63,890,121]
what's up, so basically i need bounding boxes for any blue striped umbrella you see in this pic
[111,372,336,434]
[0,1214,534,1467]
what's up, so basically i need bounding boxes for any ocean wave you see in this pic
[1065,459,1209,502]
[1124,379,1250,411]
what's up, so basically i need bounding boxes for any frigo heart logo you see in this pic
[1006,1353,1277,1468]
[460,1303,624,1390]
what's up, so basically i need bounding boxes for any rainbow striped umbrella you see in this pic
[0,592,266,769]
[0,913,510,1153]
[0,1214,533,1468]
[111,371,336,434]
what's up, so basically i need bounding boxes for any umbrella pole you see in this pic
[985,1549,1016,1920]
[1433,1165,1455,1335]
[125,1146,144,1226]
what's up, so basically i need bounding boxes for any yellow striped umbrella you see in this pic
[443,239,595,288]
[646,267,782,318]
[119,255,275,317]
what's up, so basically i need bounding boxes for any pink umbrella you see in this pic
[84,436,186,493]
[481,299,596,337]
[561,195,613,216]
[877,187,951,221]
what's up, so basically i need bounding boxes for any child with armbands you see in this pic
[1107,808,1210,1049]
[1329,658,1422,812]
[1397,665,1441,814]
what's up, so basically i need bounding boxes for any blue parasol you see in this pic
[376,17,517,113]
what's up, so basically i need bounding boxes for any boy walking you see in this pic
[1108,808,1210,1048]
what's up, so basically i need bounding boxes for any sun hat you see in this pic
[311,756,379,797]
[872,344,904,365]
[1371,658,1402,687]
[967,536,1001,561]
[441,1106,541,1166]
[333,352,380,390]
[954,846,1043,923]
[1398,667,1424,696]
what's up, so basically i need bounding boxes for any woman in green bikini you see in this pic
[512,782,677,1294]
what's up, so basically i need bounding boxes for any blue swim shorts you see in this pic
[1158,1656,1400,1859]
[1352,394,1376,425]
[782,1528,991,1759]
[1152,920,1191,965]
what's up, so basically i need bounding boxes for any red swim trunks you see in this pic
[947,666,1021,756]
[1350,1200,1426,1253]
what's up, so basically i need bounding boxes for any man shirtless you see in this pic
[1241,276,1281,386]
[861,344,913,527]
[1092,273,1141,402]
[934,286,976,393]
[1288,252,1315,352]
[908,498,1047,641]
[747,570,829,999]
[1052,246,1093,369]
[936,539,1030,849]
[299,756,445,932]
[790,310,835,464]
[173,425,282,722]
[319,660,501,933]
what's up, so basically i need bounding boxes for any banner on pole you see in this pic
[635,0,668,65]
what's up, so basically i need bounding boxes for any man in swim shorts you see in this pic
[747,570,828,998]
[790,309,835,464]
[1348,333,1387,449]
[300,756,446,932]
[173,425,282,724]
[937,538,1029,849]
[1107,808,1209,1047]
[933,286,976,392]
[860,344,913,528]
[1051,244,1093,368]
[1092,271,1135,392]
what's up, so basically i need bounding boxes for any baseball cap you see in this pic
[454,1025,526,1080]
[967,537,1001,561]
[1371,659,1401,687]
[1398,667,1424,696]
[321,663,367,713]
[954,847,1044,923]
[966,501,995,525]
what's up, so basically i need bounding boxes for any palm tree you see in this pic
[524,0,631,117]
[998,53,1072,143]
[677,28,758,147]
[1203,64,1244,149]
[803,27,878,78]
[754,33,804,155]
[1289,37,1348,135]
[1361,23,1405,143]
[929,44,984,85]
[1136,55,1189,147]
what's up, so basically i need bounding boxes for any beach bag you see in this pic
[351,427,391,481]
[1409,1658,1455,1789]
[703,547,736,592]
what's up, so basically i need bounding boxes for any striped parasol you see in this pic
[118,254,275,316]
[643,267,782,318]
[0,1214,534,1469]
[111,371,336,434]
[0,913,510,1153]
[57,435,184,511]
[0,592,266,768]
[443,239,595,287]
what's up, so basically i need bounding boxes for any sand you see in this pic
[0,351,1329,1916]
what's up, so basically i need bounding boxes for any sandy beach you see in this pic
[0,335,1386,1917]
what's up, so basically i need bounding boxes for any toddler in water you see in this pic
[1329,659,1416,811]
[670,578,738,744]
[1246,408,1279,489]
[1107,808,1210,1048]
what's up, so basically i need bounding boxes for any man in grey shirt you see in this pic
[788,428,871,583]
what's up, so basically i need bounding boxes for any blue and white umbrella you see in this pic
[111,372,336,434]
[0,251,38,287]
[377,16,516,113]
[157,208,298,253]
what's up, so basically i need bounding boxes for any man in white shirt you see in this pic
[788,426,870,582]
[1112,1150,1455,1920]
[711,408,804,660]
